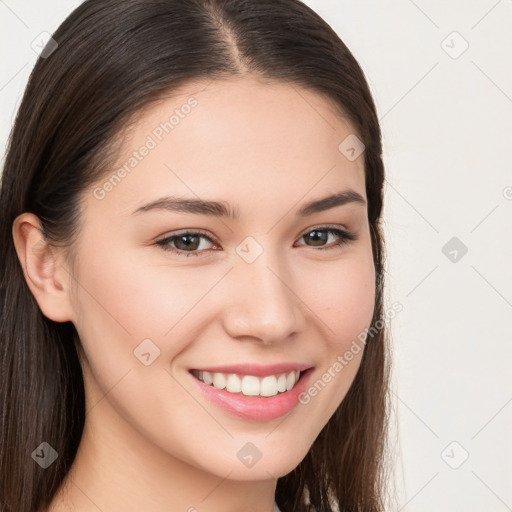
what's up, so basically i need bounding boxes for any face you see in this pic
[68,75,375,481]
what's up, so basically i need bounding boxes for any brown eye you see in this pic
[155,230,217,257]
[297,227,357,250]
[303,229,329,246]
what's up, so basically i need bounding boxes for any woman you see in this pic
[0,1,389,510]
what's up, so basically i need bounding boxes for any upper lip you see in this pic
[189,363,313,377]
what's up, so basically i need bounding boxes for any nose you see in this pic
[222,254,305,345]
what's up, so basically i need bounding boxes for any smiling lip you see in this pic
[189,363,313,377]
[187,366,314,421]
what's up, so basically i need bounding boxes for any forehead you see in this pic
[88,76,366,218]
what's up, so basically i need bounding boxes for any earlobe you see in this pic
[12,212,75,323]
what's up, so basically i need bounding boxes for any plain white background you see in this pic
[1,1,511,511]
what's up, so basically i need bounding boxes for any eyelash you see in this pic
[155,226,357,258]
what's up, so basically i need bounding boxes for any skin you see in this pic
[13,75,375,512]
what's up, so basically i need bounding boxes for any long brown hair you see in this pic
[0,1,389,510]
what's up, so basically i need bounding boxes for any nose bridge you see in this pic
[223,246,303,343]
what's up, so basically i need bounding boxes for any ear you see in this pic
[12,212,75,323]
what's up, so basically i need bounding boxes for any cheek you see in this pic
[307,254,376,350]
[70,246,216,463]
[294,255,375,423]
[69,244,197,413]
[73,242,210,345]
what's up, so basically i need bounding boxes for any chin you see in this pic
[220,445,310,481]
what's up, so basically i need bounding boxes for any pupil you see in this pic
[178,235,199,250]
[307,230,326,246]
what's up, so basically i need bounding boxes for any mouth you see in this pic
[189,368,305,397]
[187,365,315,421]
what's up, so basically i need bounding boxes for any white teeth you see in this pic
[260,375,278,397]
[277,374,287,392]
[286,371,295,391]
[226,374,242,393]
[212,372,226,390]
[193,370,302,397]
[242,375,260,396]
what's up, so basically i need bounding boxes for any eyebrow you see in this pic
[131,190,366,219]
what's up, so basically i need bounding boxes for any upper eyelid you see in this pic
[159,224,348,237]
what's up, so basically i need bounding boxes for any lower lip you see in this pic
[187,369,314,421]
